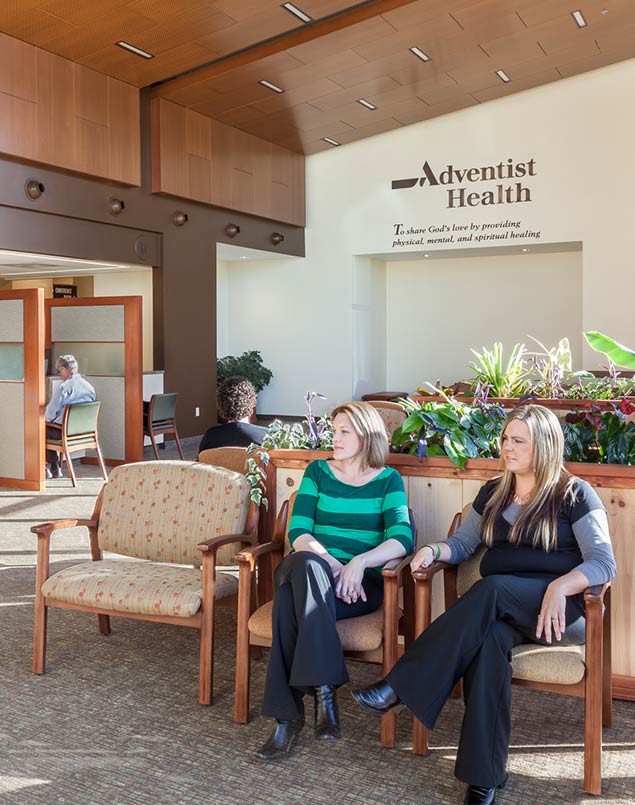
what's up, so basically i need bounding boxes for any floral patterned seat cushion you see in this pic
[41,559,238,617]
[97,461,251,567]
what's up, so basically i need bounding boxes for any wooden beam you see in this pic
[151,0,420,99]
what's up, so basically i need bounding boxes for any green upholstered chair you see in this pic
[143,392,184,460]
[45,401,107,487]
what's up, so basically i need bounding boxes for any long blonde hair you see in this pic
[331,402,389,469]
[482,405,575,551]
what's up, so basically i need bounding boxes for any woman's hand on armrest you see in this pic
[291,533,344,579]
[411,541,451,572]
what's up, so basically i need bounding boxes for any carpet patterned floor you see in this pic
[1,440,634,804]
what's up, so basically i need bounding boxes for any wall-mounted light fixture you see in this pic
[271,232,285,246]
[172,210,188,227]
[25,179,45,200]
[225,223,240,237]
[108,197,126,216]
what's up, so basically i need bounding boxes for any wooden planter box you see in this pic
[262,450,635,701]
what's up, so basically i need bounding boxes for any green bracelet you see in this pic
[425,543,441,561]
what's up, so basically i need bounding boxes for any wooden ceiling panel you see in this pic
[195,9,298,55]
[286,16,393,64]
[1,8,77,47]
[393,93,479,126]
[555,40,635,78]
[328,49,421,88]
[307,75,401,110]
[249,78,343,114]
[350,16,463,63]
[39,0,132,26]
[532,15,599,55]
[130,7,237,55]
[479,29,546,63]
[472,66,561,103]
[381,0,471,31]
[339,94,428,128]
[451,3,528,40]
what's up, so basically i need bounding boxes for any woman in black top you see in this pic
[352,404,616,805]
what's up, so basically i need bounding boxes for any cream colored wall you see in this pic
[386,250,583,390]
[217,57,635,414]
[217,261,230,358]
[11,277,73,298]
[92,271,153,371]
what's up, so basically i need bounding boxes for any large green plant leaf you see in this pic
[584,332,635,370]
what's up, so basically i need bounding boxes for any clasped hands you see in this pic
[333,555,367,604]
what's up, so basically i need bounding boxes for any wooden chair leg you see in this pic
[583,604,603,795]
[98,614,111,635]
[412,577,431,756]
[381,574,399,748]
[65,451,78,487]
[32,595,48,674]
[199,556,216,705]
[235,563,253,723]
[95,442,108,481]
[150,433,160,460]
[173,428,185,460]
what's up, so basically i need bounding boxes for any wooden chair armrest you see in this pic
[197,533,255,554]
[411,561,451,582]
[31,519,98,537]
[235,541,283,572]
[382,553,414,578]
[584,581,611,605]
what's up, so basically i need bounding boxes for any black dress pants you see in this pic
[386,573,585,788]
[261,551,384,722]
[45,424,62,469]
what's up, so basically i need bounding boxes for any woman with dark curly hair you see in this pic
[198,376,267,454]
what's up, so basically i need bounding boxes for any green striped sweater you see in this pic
[288,460,413,572]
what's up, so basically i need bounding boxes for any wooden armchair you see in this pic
[411,508,612,796]
[45,401,107,487]
[234,492,416,747]
[32,460,258,705]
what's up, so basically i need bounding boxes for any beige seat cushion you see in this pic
[42,559,237,618]
[512,642,586,685]
[248,600,384,652]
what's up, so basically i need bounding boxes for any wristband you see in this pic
[424,543,441,561]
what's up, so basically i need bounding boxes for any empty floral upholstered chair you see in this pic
[32,460,258,704]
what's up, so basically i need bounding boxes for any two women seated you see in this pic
[256,402,615,805]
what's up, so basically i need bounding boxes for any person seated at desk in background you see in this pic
[45,354,96,479]
[198,376,267,454]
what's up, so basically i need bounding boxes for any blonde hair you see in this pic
[482,404,575,551]
[331,402,389,469]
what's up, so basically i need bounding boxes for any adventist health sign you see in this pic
[392,158,536,208]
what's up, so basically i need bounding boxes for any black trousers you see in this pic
[45,424,62,469]
[386,573,585,788]
[261,551,384,722]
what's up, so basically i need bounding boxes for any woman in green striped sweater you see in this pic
[256,401,413,762]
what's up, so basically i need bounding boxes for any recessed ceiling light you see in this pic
[600,8,608,14]
[116,41,154,59]
[259,79,284,93]
[424,253,430,258]
[357,98,377,110]
[322,137,340,146]
[496,69,511,83]
[281,2,312,23]
[241,256,247,259]
[521,247,530,253]
[571,10,587,27]
[410,46,431,62]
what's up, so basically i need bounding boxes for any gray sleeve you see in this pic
[442,508,483,564]
[572,509,616,587]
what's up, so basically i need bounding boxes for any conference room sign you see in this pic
[389,156,540,250]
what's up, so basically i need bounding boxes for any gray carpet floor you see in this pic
[1,439,634,804]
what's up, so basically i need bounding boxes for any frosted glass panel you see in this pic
[0,382,24,479]
[0,300,23,341]
[88,376,125,460]
[52,343,124,376]
[0,344,24,380]
[51,305,124,341]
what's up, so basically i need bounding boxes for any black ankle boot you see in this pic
[313,685,341,741]
[463,785,496,805]
[351,680,401,716]
[256,719,304,761]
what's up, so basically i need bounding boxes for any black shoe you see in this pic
[256,720,304,761]
[463,785,496,805]
[314,685,341,742]
[351,680,401,716]
[51,465,63,478]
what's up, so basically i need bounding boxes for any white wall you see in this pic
[386,250,583,390]
[92,270,153,372]
[217,58,635,414]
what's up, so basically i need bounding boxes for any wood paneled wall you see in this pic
[151,98,305,227]
[0,33,140,185]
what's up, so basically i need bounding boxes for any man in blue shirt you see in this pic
[45,354,96,479]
